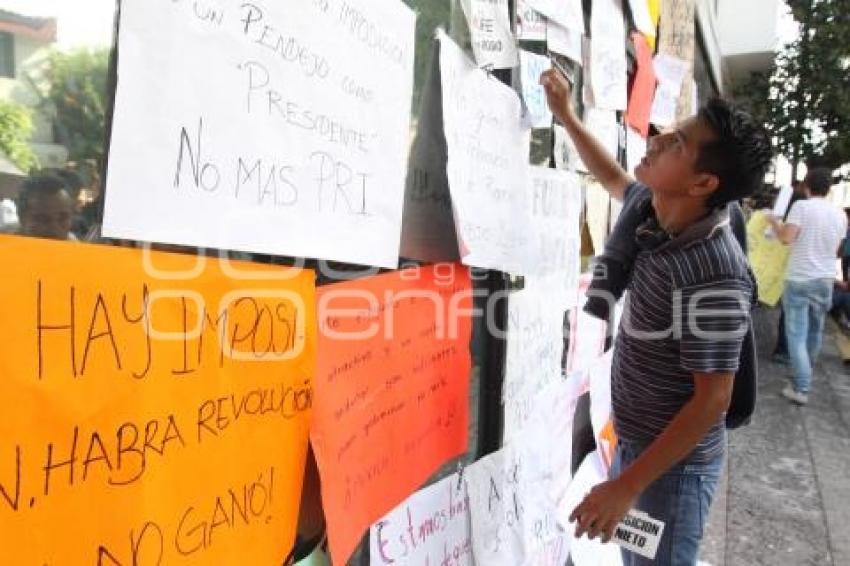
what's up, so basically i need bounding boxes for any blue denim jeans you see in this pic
[610,441,724,566]
[782,279,833,394]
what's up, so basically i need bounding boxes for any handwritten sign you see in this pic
[465,440,569,566]
[439,31,532,273]
[369,472,473,566]
[657,0,696,123]
[104,0,415,268]
[589,0,627,111]
[472,371,584,566]
[0,235,316,565]
[461,0,519,69]
[526,166,583,293]
[520,50,553,129]
[650,53,689,127]
[517,0,548,41]
[311,264,473,565]
[747,211,790,307]
[503,289,568,440]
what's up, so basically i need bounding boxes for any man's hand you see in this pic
[538,67,632,199]
[569,478,638,543]
[540,68,576,125]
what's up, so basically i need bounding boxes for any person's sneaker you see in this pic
[782,385,809,405]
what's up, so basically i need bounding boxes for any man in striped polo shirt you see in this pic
[541,69,772,565]
[766,168,846,405]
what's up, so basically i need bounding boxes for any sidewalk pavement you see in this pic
[700,305,850,565]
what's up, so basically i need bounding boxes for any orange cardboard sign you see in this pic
[311,264,473,565]
[0,236,316,565]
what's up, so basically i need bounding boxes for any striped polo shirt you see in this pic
[612,183,754,464]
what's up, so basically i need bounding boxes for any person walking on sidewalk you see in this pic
[772,180,807,365]
[767,168,847,405]
[541,67,772,566]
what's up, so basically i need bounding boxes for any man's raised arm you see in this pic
[540,69,633,201]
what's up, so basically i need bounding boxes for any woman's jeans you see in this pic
[611,441,724,566]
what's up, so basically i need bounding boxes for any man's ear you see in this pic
[689,173,720,198]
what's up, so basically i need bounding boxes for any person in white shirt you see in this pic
[768,168,847,404]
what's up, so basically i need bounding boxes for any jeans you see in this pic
[783,279,833,394]
[610,441,723,566]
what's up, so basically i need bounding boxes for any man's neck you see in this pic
[652,195,711,236]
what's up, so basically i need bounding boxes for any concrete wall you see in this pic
[696,0,726,93]
[717,0,781,56]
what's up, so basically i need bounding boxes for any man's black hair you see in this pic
[695,98,774,208]
[18,174,72,216]
[804,167,833,196]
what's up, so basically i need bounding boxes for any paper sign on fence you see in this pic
[312,264,473,565]
[105,0,415,268]
[439,32,532,273]
[370,473,473,566]
[0,236,316,565]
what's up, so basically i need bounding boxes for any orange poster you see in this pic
[0,236,316,565]
[312,264,473,565]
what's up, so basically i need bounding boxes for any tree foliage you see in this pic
[0,100,38,173]
[35,47,110,170]
[737,0,850,179]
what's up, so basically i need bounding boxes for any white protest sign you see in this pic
[517,0,548,41]
[526,166,583,292]
[520,372,585,509]
[461,0,519,69]
[547,21,584,64]
[650,54,689,127]
[466,439,571,566]
[104,0,415,268]
[527,0,584,32]
[439,32,532,273]
[554,450,624,566]
[503,288,568,439]
[589,0,628,111]
[465,447,525,565]
[370,473,473,566]
[520,50,553,129]
[772,185,794,218]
